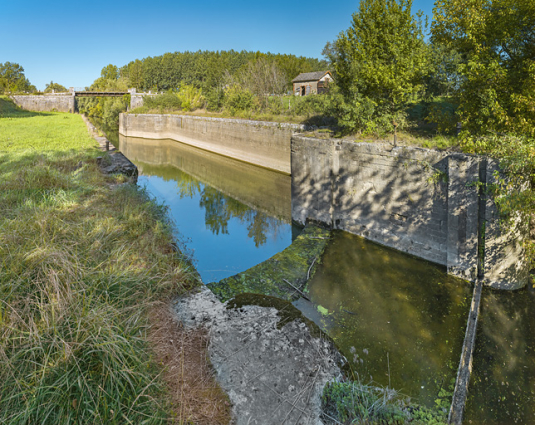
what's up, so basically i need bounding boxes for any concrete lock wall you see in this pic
[11,94,75,113]
[129,93,159,109]
[291,135,529,289]
[130,94,145,109]
[119,113,305,174]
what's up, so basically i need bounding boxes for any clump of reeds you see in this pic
[321,378,449,425]
[321,379,409,424]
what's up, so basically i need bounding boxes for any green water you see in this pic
[295,231,472,408]
[464,288,535,424]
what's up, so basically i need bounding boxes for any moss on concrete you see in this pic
[207,225,330,302]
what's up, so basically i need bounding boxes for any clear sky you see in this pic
[1,0,435,91]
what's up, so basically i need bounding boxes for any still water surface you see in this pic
[464,289,535,424]
[295,231,472,407]
[118,135,294,282]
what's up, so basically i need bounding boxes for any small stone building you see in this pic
[292,71,333,96]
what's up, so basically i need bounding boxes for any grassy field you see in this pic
[0,98,231,424]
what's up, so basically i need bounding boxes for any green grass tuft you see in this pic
[0,99,196,424]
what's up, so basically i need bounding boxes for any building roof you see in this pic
[291,71,331,83]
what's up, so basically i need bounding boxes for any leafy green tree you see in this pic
[125,59,144,90]
[0,62,36,93]
[327,0,429,132]
[433,0,535,268]
[424,44,462,98]
[90,64,130,91]
[44,81,68,93]
[101,64,119,80]
[432,0,535,139]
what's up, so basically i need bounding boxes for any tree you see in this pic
[326,0,429,132]
[424,44,462,98]
[124,59,144,90]
[44,81,68,93]
[90,64,130,91]
[432,0,535,138]
[0,62,36,93]
[100,64,119,80]
[226,58,287,107]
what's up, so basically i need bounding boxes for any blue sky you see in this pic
[1,0,435,90]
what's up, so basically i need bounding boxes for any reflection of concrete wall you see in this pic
[291,135,529,289]
[11,94,75,113]
[119,134,291,221]
[119,113,305,174]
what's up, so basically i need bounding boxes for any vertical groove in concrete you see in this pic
[477,159,488,279]
[448,279,483,424]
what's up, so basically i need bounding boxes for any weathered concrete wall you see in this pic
[130,94,145,109]
[291,135,529,289]
[483,161,530,288]
[11,94,75,113]
[119,113,305,174]
[130,93,158,109]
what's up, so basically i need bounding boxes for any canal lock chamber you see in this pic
[116,132,534,424]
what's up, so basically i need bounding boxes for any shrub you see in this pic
[223,85,258,115]
[177,84,205,111]
[425,99,458,135]
[143,91,182,111]
[322,380,409,424]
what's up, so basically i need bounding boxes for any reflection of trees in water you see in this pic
[176,177,283,247]
[175,172,202,199]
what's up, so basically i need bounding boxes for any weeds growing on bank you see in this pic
[0,98,230,424]
[321,380,448,425]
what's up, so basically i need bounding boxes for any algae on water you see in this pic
[207,225,330,302]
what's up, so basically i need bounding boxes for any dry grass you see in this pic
[148,302,233,425]
[0,98,232,424]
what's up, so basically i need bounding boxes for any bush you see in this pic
[177,84,205,111]
[143,91,182,111]
[425,99,458,135]
[223,85,258,115]
[77,95,130,136]
[290,94,332,117]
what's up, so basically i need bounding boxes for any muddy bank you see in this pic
[173,287,342,425]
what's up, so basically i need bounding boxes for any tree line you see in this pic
[90,50,327,95]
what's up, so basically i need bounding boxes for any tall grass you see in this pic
[0,98,196,424]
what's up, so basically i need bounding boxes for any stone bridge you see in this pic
[10,88,149,113]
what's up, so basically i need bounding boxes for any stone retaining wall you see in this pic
[11,94,75,113]
[291,135,529,289]
[119,113,305,174]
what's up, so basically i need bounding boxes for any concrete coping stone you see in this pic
[292,133,464,154]
[126,113,310,131]
[448,279,483,424]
